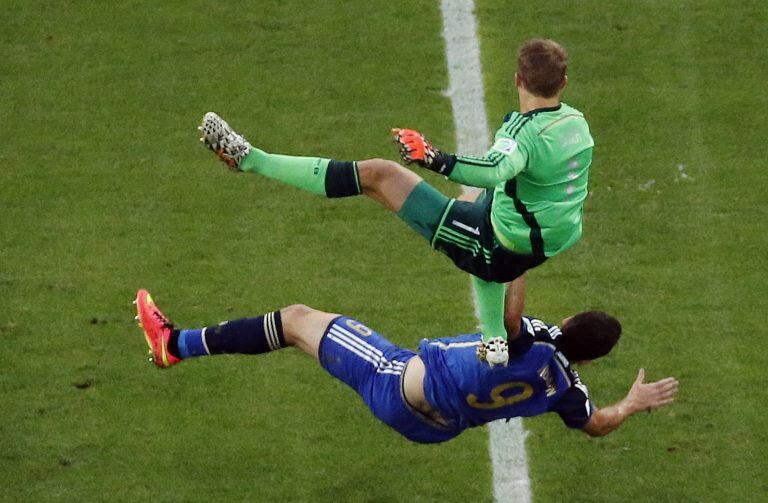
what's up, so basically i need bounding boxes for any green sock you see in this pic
[472,276,507,342]
[240,148,361,198]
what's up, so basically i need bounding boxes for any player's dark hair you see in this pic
[558,311,621,362]
[517,39,568,98]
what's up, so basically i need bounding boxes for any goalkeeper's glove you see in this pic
[391,128,453,174]
[476,336,509,367]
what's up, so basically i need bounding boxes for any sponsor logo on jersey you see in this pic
[491,137,518,155]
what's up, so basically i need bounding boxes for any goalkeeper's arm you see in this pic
[392,128,526,188]
[503,275,536,357]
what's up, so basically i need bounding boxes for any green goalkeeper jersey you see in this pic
[445,102,593,257]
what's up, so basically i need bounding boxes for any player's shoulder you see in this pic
[523,315,589,393]
[527,103,593,151]
[495,106,566,144]
[522,316,562,345]
[500,109,521,124]
[522,314,587,390]
[528,102,587,128]
[495,110,534,140]
[557,102,586,117]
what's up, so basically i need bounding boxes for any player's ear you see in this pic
[561,75,568,91]
[514,72,522,89]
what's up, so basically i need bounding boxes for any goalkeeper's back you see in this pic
[490,102,593,257]
[439,39,594,258]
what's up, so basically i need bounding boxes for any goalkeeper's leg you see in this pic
[200,112,364,198]
[199,113,429,209]
[242,149,425,209]
[198,114,536,283]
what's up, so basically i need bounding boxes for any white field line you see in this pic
[439,1,532,502]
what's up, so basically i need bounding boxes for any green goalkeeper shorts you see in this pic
[397,181,546,282]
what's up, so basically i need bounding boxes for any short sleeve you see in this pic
[553,382,594,429]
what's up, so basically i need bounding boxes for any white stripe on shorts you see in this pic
[326,331,404,376]
[327,324,406,374]
[331,325,405,367]
[328,327,406,373]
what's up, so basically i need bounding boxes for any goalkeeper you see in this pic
[199,39,593,366]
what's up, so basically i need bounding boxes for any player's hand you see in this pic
[477,336,509,367]
[627,368,679,413]
[391,128,444,172]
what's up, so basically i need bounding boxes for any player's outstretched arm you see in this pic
[392,128,527,188]
[582,369,678,437]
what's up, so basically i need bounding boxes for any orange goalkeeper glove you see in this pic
[392,128,454,174]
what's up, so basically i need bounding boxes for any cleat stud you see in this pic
[134,315,139,320]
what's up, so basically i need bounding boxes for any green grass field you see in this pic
[1,1,766,501]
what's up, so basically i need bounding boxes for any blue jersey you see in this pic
[419,316,593,431]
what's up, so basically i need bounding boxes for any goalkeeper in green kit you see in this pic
[198,39,593,367]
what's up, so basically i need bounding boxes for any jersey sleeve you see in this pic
[552,380,594,429]
[443,132,530,188]
[507,318,534,356]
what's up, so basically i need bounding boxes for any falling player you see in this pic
[134,277,677,443]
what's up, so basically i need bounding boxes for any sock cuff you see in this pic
[263,311,285,350]
[325,160,362,198]
[177,328,210,359]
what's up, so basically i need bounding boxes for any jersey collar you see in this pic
[522,103,562,116]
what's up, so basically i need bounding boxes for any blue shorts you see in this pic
[318,316,460,444]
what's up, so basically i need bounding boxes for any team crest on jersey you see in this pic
[345,319,373,337]
[491,138,518,155]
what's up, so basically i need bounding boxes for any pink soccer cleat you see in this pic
[134,289,180,368]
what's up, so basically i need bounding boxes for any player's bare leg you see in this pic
[356,158,422,213]
[279,304,338,360]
